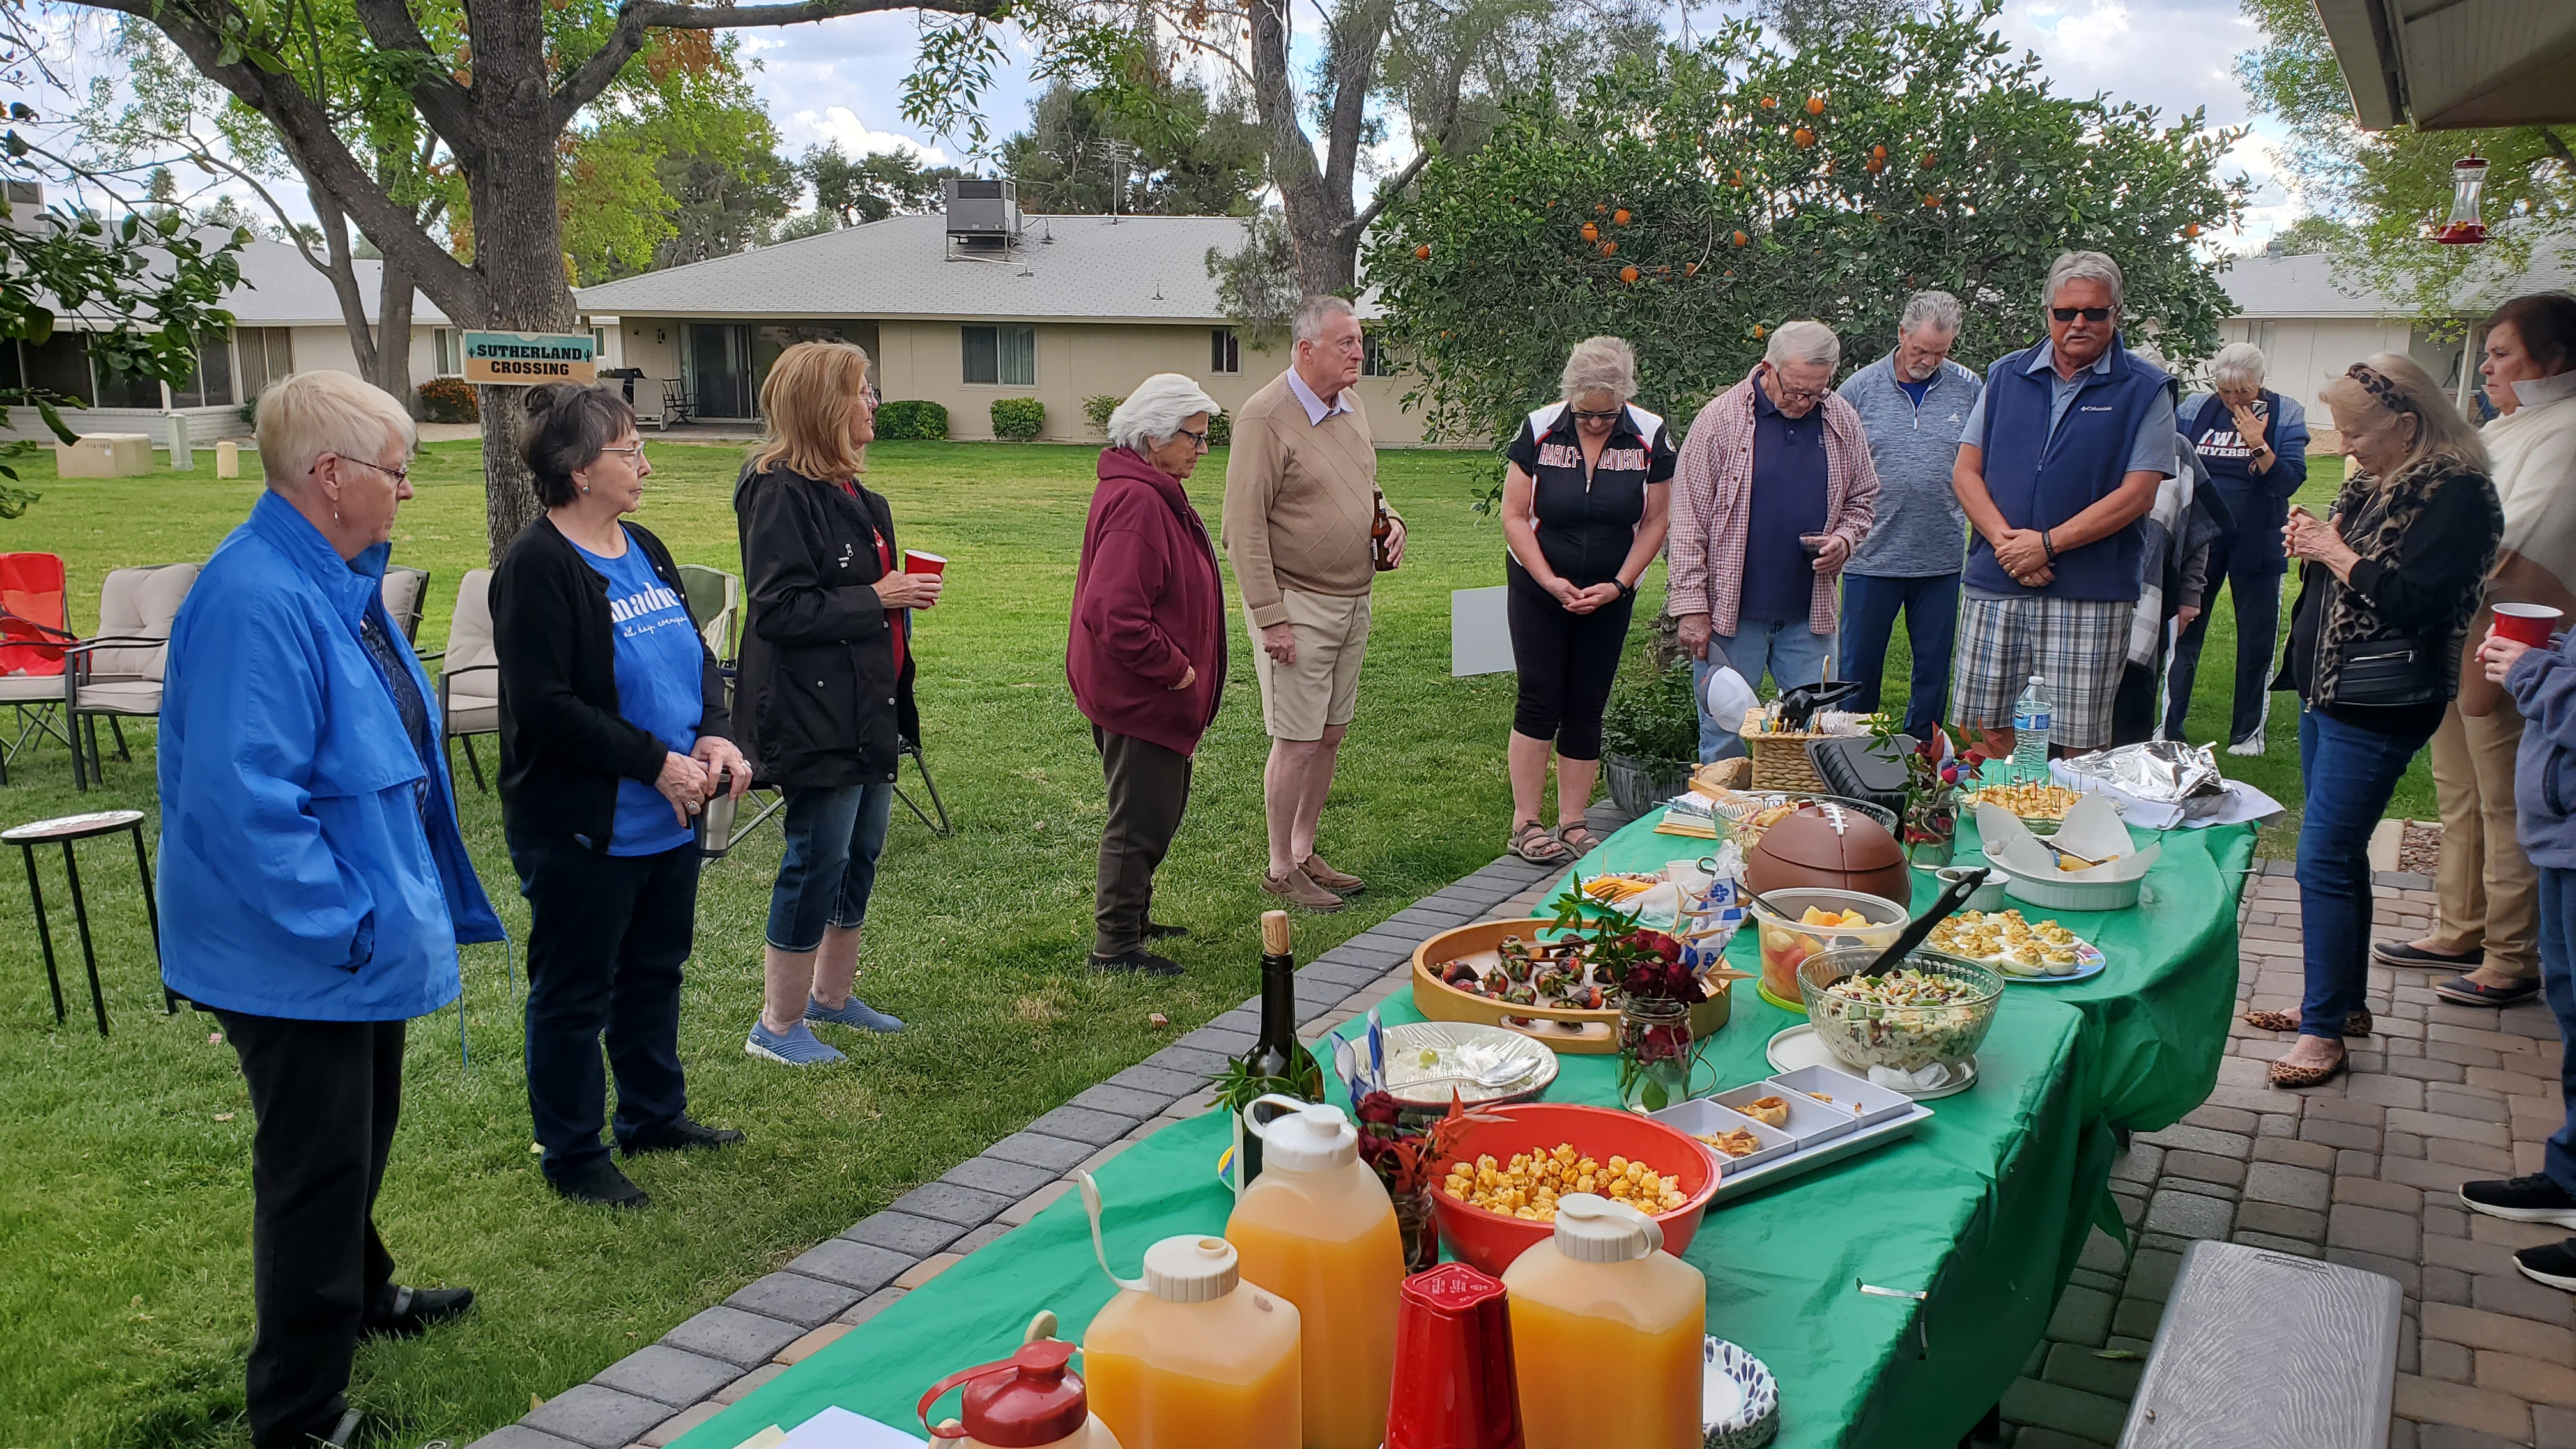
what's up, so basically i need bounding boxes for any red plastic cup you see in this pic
[1385,1263,1523,1449]
[2493,602,2562,647]
[903,550,947,576]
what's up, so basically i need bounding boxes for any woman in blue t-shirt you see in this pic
[491,383,751,1210]
[2166,341,2310,751]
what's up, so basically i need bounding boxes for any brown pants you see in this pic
[1095,726,1193,957]
[2424,698,2539,980]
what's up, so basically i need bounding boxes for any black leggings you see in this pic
[1508,567,1636,759]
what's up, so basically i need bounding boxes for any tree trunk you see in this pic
[1249,0,1375,296]
[374,258,418,415]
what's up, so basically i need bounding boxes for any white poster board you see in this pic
[1451,585,1516,677]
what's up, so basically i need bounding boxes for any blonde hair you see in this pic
[257,371,415,490]
[748,341,871,481]
[2319,351,2489,479]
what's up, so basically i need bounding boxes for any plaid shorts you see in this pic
[1947,594,2134,749]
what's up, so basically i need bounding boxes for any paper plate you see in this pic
[1373,1021,1561,1107]
[1766,1024,1978,1100]
[1703,1337,1782,1448]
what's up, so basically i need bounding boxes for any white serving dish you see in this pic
[1765,1024,1981,1100]
[1763,1062,1916,1126]
[1711,1081,1859,1148]
[1653,1066,1931,1203]
[1652,1098,1798,1169]
[1374,1020,1560,1107]
[1976,796,2159,912]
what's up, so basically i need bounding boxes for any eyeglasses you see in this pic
[1570,407,1623,422]
[862,385,881,408]
[2050,306,2113,323]
[335,455,410,486]
[1175,426,1209,448]
[600,442,648,464]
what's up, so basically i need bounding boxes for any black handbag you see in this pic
[2329,634,2445,709]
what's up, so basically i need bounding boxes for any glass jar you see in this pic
[1616,996,1699,1112]
[1906,831,1956,868]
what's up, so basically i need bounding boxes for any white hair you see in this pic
[257,371,416,491]
[1107,372,1222,453]
[2043,251,2127,315]
[1559,336,1639,403]
[2211,341,2267,391]
[1765,319,1841,372]
[1292,295,1357,347]
[1899,290,1963,339]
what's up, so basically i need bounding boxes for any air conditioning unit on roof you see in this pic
[944,178,1020,244]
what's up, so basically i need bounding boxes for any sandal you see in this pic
[2242,1009,2373,1037]
[1510,820,1573,865]
[2269,1050,2349,1089]
[1552,822,1601,859]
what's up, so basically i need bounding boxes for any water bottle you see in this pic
[2012,676,2053,781]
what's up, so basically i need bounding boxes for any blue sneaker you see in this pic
[807,995,905,1034]
[746,1020,847,1066]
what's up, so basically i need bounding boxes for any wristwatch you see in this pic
[1615,577,1637,601]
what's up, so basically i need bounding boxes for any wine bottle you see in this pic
[1232,909,1301,1196]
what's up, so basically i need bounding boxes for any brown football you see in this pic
[1744,803,1911,903]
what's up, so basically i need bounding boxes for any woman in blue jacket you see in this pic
[2165,342,2311,749]
[158,371,503,1449]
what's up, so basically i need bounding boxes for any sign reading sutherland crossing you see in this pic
[459,330,598,385]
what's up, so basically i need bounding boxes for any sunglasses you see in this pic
[1570,407,1623,422]
[2051,306,2113,323]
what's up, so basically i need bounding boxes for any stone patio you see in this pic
[462,815,2576,1449]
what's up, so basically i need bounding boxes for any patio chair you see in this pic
[64,562,200,791]
[0,551,78,785]
[677,564,740,668]
[650,378,695,432]
[381,565,433,644]
[423,569,500,791]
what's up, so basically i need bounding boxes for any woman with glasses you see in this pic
[2246,355,2501,1088]
[1500,336,1676,863]
[491,381,750,1207]
[735,341,939,1065]
[1067,373,1229,975]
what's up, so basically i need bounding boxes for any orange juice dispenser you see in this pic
[1077,1174,1302,1449]
[916,1336,1123,1449]
[1499,1193,1706,1449]
[1225,1094,1406,1449]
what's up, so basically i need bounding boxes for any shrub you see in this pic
[875,399,948,440]
[1082,394,1120,437]
[1206,410,1231,448]
[418,376,479,424]
[1601,657,1701,766]
[990,397,1046,441]
[238,397,256,429]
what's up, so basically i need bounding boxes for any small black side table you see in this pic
[6,809,162,1036]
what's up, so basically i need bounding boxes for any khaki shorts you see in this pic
[1248,588,1372,741]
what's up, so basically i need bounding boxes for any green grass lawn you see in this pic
[0,433,2366,1445]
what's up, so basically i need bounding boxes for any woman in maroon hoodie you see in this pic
[1070,374,1229,976]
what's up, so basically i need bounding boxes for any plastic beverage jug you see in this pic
[1078,1174,1302,1449]
[1225,1094,1406,1449]
[917,1336,1123,1449]
[1499,1193,1706,1449]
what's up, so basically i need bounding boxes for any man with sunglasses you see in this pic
[1947,251,2175,756]
[1671,319,1881,760]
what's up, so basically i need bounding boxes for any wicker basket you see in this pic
[1740,708,1837,792]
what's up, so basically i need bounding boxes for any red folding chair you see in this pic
[0,553,77,783]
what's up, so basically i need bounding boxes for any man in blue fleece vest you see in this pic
[1949,251,2176,753]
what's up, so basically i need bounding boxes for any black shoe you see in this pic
[551,1159,651,1211]
[1144,921,1190,941]
[360,1284,475,1342]
[2519,1238,2576,1292]
[2434,974,2543,1007]
[2461,1174,2576,1228]
[622,1116,747,1156]
[1091,949,1184,977]
[2372,939,2483,969]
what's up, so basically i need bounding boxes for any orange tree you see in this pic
[1363,4,2251,452]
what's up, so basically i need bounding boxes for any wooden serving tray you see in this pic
[1411,919,1732,1056]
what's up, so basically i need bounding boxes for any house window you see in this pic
[962,324,1036,387]
[170,331,234,408]
[23,334,92,406]
[433,327,462,377]
[1211,327,1240,374]
[91,349,165,410]
[237,328,293,401]
[1361,336,1393,378]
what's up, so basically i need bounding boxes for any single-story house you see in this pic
[570,196,1426,445]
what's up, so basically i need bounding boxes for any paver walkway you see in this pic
[463,814,2576,1449]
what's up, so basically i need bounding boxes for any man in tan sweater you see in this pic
[1223,296,1406,910]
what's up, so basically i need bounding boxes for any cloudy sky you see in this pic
[737,0,2303,252]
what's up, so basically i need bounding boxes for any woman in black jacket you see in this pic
[493,382,751,1208]
[735,341,940,1067]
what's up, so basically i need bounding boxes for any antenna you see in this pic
[1091,138,1142,222]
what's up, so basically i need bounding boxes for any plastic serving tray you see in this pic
[1651,1063,1932,1203]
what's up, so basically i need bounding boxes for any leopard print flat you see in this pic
[2241,1009,2372,1037]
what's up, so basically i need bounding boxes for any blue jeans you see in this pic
[1838,572,1960,740]
[2165,514,2285,744]
[765,781,896,953]
[2296,709,2431,1038]
[2538,868,2576,1193]
[1693,618,1835,763]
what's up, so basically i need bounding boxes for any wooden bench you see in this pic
[2119,1239,2402,1447]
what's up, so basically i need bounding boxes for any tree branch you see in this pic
[551,0,1000,126]
[341,0,480,165]
[1346,147,1430,239]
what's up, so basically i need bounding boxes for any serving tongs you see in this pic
[1849,868,1990,979]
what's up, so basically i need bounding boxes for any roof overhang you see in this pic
[2318,0,2576,130]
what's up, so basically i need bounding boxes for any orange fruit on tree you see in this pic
[1805,95,1825,115]
[1596,202,1607,213]
[1865,157,1885,174]
[1920,151,1937,169]
[1872,144,1888,160]
[1753,323,1767,339]
[1793,127,1816,148]
[1760,95,1778,109]
[1731,229,1748,247]
[1581,221,1599,241]
[1923,193,1943,206]
[1613,208,1631,226]
[2184,222,2202,238]
[1620,264,1639,283]
[1683,261,1699,276]
[1600,240,1618,255]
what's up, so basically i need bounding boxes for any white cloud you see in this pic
[789,105,954,166]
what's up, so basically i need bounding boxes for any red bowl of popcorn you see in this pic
[1431,1103,1722,1275]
